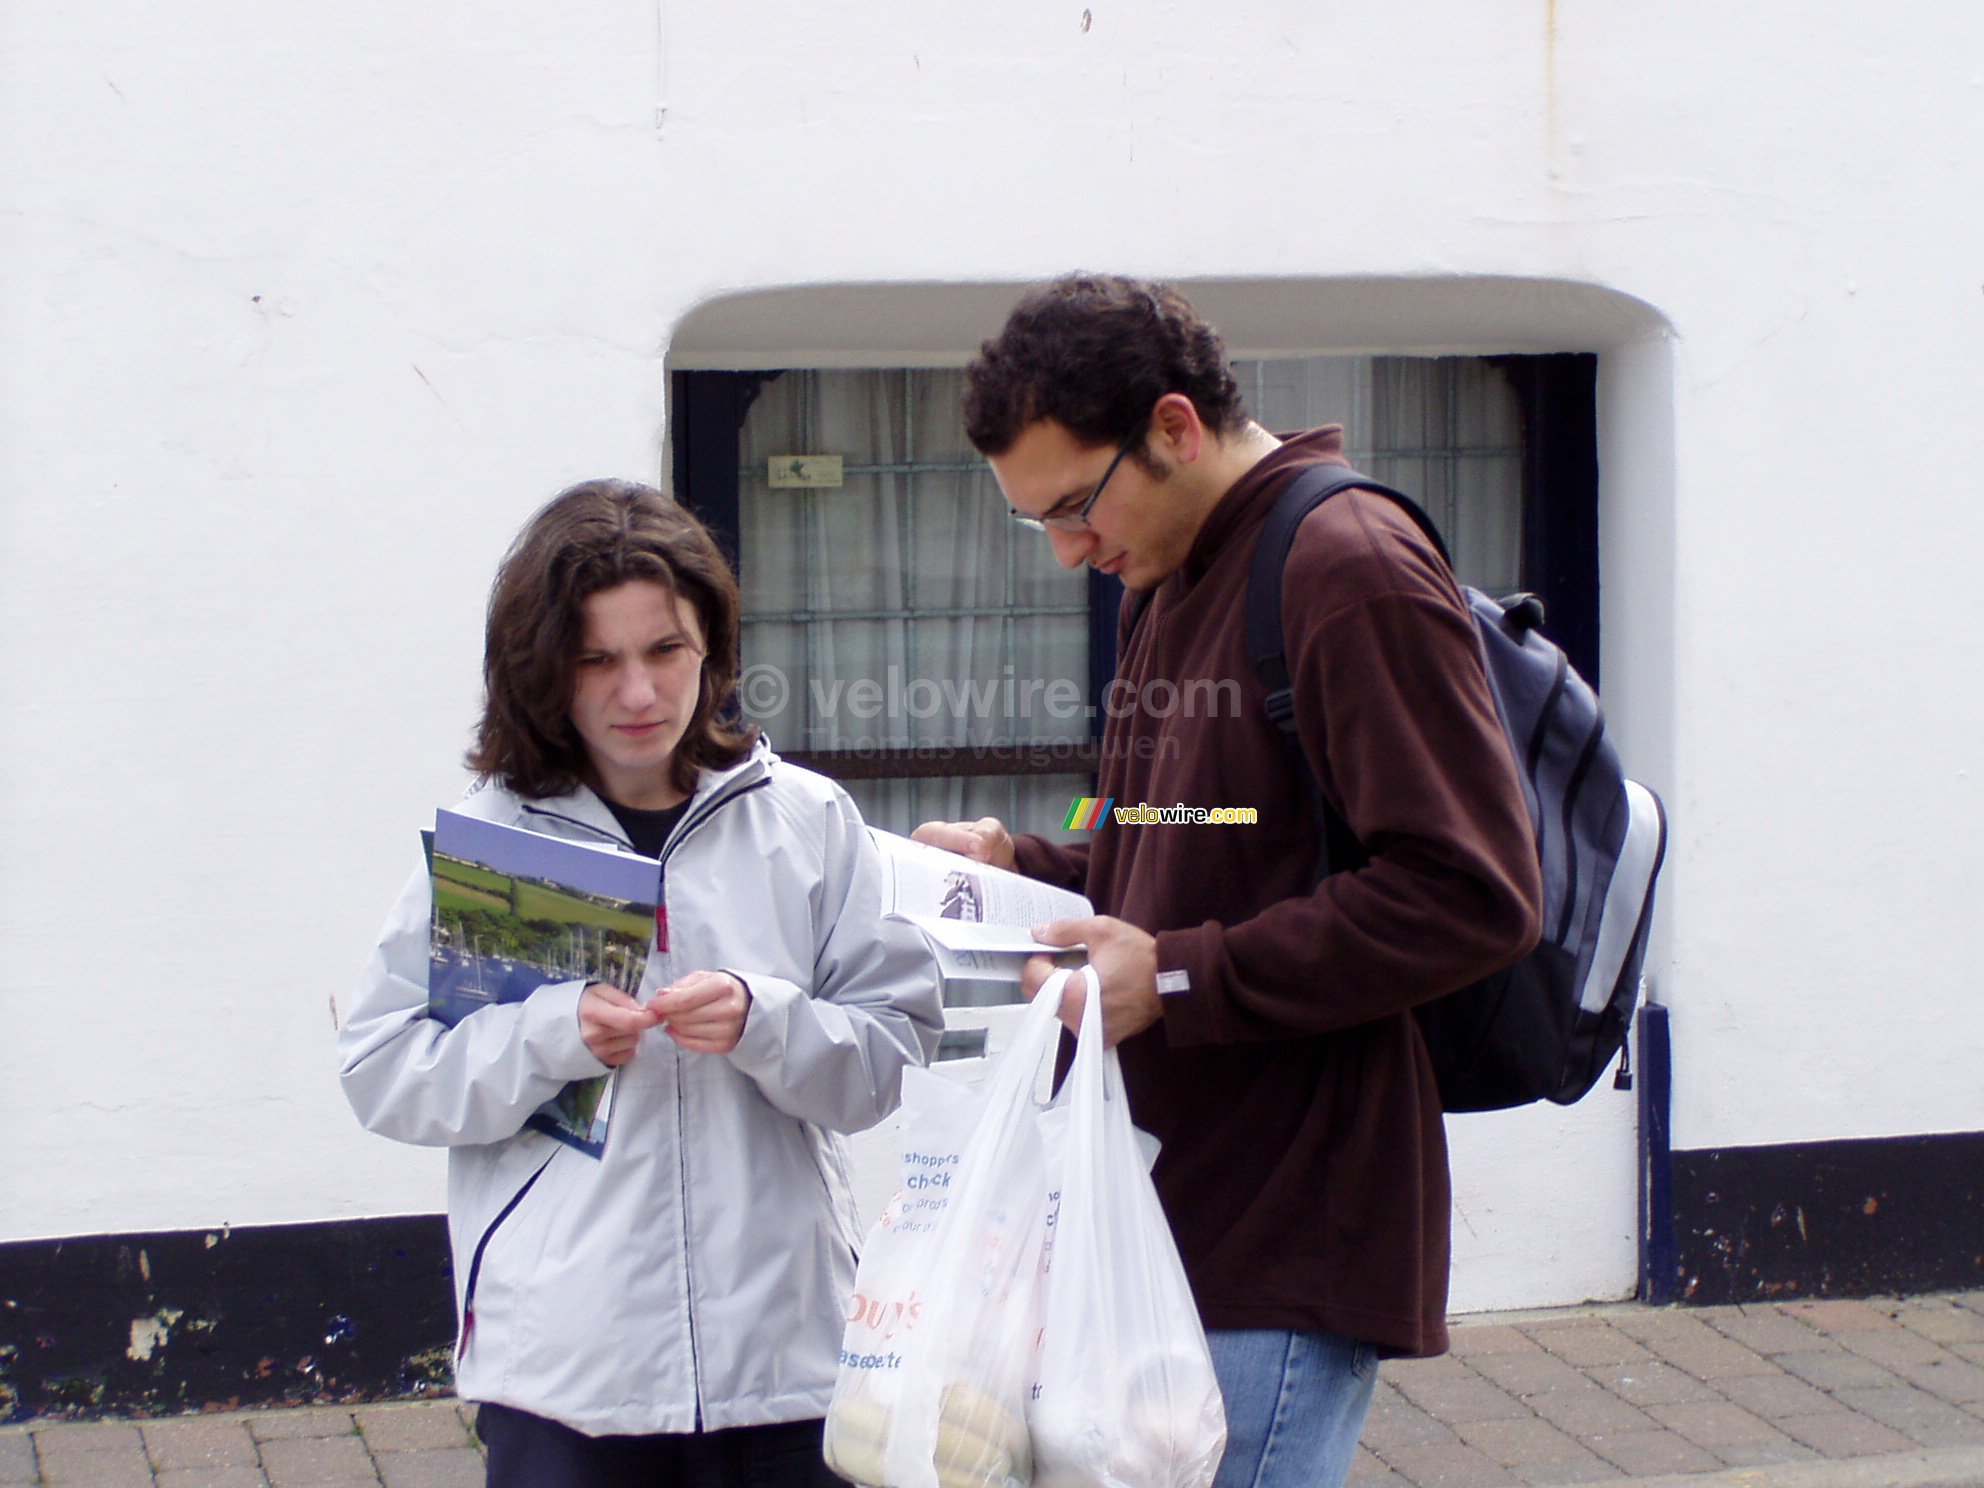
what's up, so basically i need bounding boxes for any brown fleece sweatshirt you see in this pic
[1011,427,1541,1357]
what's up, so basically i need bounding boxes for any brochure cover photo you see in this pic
[426,808,662,1156]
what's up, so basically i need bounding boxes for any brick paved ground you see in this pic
[1354,1290,1984,1488]
[0,1401,481,1488]
[4,1291,1982,1486]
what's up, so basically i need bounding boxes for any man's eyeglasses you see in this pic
[1007,426,1144,533]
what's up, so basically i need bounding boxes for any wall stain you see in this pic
[1672,1133,1984,1305]
[0,1216,455,1421]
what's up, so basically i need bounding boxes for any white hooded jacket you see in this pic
[339,741,942,1435]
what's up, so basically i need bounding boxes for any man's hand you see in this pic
[648,970,752,1055]
[910,816,1017,873]
[1021,915,1163,1047]
[578,983,662,1066]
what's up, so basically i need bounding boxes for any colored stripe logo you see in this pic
[1062,797,1114,831]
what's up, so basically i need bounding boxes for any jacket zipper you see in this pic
[657,772,771,1427]
[457,1152,557,1361]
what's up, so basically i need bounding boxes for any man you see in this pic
[915,276,1542,1488]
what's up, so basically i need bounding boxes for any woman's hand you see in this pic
[649,970,753,1055]
[579,983,663,1066]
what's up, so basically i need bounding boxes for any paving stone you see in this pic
[157,1470,272,1488]
[34,1422,146,1455]
[1582,1428,1723,1477]
[258,1433,376,1486]
[1389,1355,1482,1385]
[1606,1311,1719,1343]
[1777,1348,1905,1391]
[1711,1370,1841,1418]
[1465,1353,1592,1398]
[1347,1444,1412,1488]
[1691,1306,1748,1329]
[144,1418,261,1471]
[1361,1385,1463,1452]
[1783,1299,1899,1332]
[1584,1360,1716,1407]
[353,1404,468,1454]
[1831,1385,1984,1447]
[1709,1438,1824,1468]
[375,1450,481,1488]
[1898,1303,1984,1346]
[1640,1331,1777,1379]
[41,1459,156,1486]
[1707,1309,1836,1355]
[1646,1398,1789,1448]
[246,1411,356,1443]
[1778,1410,1919,1457]
[1528,1327,1651,1369]
[0,1433,37,1486]
[34,1422,155,1486]
[1527,1388,1655,1438]
[1390,1376,1531,1424]
[1897,1356,1984,1404]
[1452,1416,1594,1467]
[1374,1443,1517,1487]
[1954,1343,1984,1367]
[1836,1328,1957,1370]
[1449,1327,1544,1358]
[1508,1453,1622,1485]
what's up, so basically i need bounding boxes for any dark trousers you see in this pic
[477,1402,841,1488]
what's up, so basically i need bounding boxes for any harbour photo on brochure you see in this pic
[428,850,652,1026]
[426,810,659,1028]
[425,808,664,1155]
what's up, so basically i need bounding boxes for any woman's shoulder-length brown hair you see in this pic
[466,479,757,801]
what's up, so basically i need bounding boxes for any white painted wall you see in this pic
[3,0,1980,1314]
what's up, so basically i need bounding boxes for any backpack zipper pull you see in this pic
[1613,1032,1634,1091]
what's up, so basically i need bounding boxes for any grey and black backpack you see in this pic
[1238,462,1668,1112]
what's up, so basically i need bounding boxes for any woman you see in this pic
[339,480,942,1486]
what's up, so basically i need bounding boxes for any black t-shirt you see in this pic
[602,797,691,859]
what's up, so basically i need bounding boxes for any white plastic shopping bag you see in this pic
[826,977,1070,1488]
[1029,968,1227,1488]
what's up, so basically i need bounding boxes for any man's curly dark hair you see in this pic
[963,275,1246,465]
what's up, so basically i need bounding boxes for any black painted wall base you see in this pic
[0,1216,455,1422]
[1668,1130,1984,1305]
[10,1130,1983,1417]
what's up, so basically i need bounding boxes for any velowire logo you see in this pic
[1062,797,1114,831]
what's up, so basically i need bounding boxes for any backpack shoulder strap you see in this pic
[1244,462,1449,733]
[1245,462,1451,879]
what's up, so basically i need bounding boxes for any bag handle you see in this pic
[973,966,1075,1122]
[1063,963,1119,1108]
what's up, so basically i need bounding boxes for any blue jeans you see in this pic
[1207,1328,1379,1488]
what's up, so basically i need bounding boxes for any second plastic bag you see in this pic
[1028,968,1227,1488]
[826,975,1070,1488]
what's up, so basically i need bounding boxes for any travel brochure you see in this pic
[426,809,662,1158]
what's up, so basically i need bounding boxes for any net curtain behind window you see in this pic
[737,369,1092,837]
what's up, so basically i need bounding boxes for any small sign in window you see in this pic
[767,455,844,489]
